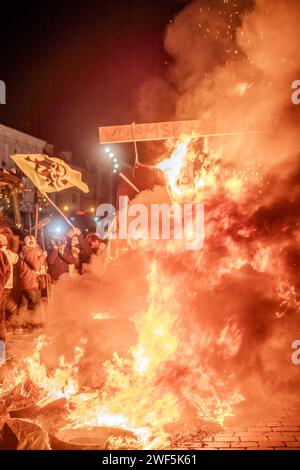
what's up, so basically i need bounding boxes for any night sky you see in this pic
[0,0,188,159]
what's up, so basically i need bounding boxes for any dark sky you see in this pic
[0,0,186,157]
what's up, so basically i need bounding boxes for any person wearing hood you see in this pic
[66,227,92,273]
[0,233,19,323]
[85,233,108,258]
[47,236,80,281]
[18,235,47,313]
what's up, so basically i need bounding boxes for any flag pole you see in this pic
[34,189,39,239]
[42,193,75,229]
[41,226,51,305]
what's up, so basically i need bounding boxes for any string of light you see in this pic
[105,147,119,173]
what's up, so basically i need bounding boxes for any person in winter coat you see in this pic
[0,234,19,321]
[18,235,46,312]
[0,248,10,365]
[66,228,92,272]
[0,226,20,253]
[85,233,108,258]
[47,237,80,281]
[0,249,10,298]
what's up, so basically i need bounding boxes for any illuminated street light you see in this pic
[63,205,69,212]
[103,146,121,174]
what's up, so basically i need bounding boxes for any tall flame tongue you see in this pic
[64,259,241,448]
[156,135,243,202]
[66,261,181,448]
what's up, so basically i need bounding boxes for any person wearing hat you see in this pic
[47,236,79,281]
[66,227,91,274]
[0,234,19,325]
[84,233,108,260]
[18,235,47,316]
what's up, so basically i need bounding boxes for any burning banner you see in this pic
[10,154,89,194]
[99,120,206,143]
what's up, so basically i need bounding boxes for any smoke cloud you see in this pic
[133,0,300,419]
[39,0,300,423]
[4,0,300,432]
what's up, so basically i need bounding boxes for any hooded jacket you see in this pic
[18,246,46,291]
[47,246,79,281]
[0,247,18,289]
[0,250,10,296]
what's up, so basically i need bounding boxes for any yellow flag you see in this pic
[10,154,89,194]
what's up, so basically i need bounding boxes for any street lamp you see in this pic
[103,146,120,176]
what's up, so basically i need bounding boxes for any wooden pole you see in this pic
[34,190,39,239]
[131,123,139,175]
[119,172,140,194]
[41,227,50,304]
[42,193,75,229]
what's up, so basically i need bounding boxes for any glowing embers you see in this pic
[225,175,243,194]
[156,136,223,202]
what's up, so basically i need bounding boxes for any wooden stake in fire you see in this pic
[131,122,139,176]
[119,172,140,194]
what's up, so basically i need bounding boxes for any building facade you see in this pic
[0,123,53,223]
[0,123,114,229]
[0,123,50,167]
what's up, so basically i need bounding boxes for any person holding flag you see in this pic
[10,153,89,231]
[10,152,90,287]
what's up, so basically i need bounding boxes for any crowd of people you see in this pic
[0,227,107,364]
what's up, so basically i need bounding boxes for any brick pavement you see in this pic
[171,414,300,450]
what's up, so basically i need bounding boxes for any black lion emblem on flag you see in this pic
[25,155,70,189]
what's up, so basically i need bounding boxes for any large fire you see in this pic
[1,136,251,448]
[2,0,300,450]
[2,131,300,449]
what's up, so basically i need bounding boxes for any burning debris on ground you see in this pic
[1,132,300,448]
[1,0,300,454]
